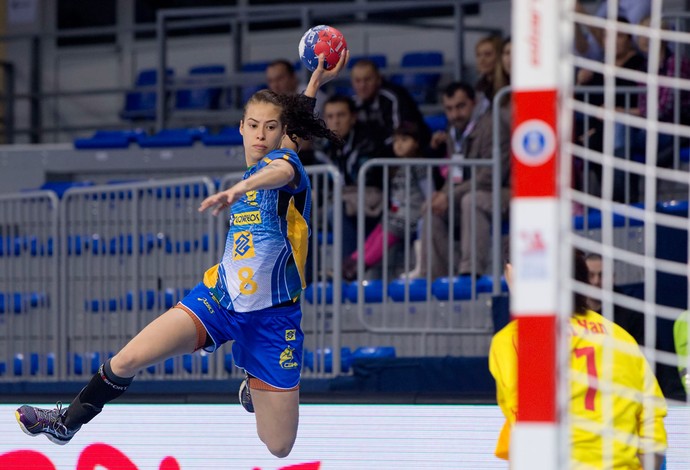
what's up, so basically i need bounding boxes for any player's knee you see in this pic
[264,439,294,458]
[110,351,142,377]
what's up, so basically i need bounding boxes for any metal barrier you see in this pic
[349,153,505,357]
[0,191,59,380]
[60,178,217,381]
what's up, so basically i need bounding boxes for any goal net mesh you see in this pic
[557,1,690,468]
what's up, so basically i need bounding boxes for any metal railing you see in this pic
[0,0,506,142]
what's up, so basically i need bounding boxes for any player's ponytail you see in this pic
[244,90,343,147]
[279,93,343,147]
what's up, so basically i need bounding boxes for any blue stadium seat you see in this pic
[681,147,689,162]
[182,352,209,374]
[432,275,506,301]
[175,64,226,110]
[73,129,145,149]
[120,68,175,121]
[29,352,53,376]
[136,127,208,148]
[390,51,444,104]
[224,353,234,373]
[388,278,429,302]
[424,113,448,133]
[345,279,385,303]
[0,291,48,314]
[38,181,94,199]
[657,199,688,217]
[239,61,270,104]
[304,281,348,304]
[351,346,396,360]
[14,353,23,376]
[573,203,645,230]
[201,126,242,146]
[303,347,353,373]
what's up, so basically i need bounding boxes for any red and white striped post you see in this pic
[511,0,561,468]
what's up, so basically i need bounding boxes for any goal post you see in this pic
[510,0,563,468]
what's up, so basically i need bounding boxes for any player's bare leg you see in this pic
[252,388,299,458]
[110,307,200,377]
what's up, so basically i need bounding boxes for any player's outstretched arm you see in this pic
[199,160,295,216]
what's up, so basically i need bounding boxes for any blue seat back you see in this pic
[390,51,444,104]
[121,68,174,120]
[176,64,226,110]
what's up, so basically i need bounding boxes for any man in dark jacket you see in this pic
[350,59,430,154]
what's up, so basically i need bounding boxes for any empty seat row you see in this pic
[75,116,447,150]
[0,233,212,256]
[120,52,446,123]
[0,353,55,377]
[0,292,49,313]
[304,275,508,305]
[66,233,211,256]
[74,126,242,149]
[84,287,191,313]
[303,346,396,373]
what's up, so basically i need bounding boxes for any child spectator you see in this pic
[342,122,437,281]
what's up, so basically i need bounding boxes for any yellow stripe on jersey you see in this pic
[286,196,309,289]
[202,264,219,288]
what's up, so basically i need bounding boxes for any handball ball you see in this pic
[298,25,347,72]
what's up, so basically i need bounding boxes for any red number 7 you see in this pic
[574,346,598,411]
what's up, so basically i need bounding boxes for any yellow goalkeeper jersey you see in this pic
[489,309,667,469]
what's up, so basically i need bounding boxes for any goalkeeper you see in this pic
[490,251,667,469]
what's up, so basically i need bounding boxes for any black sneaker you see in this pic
[239,377,254,413]
[15,403,81,445]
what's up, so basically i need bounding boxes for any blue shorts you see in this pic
[179,282,303,389]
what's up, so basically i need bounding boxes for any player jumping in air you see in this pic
[16,49,349,458]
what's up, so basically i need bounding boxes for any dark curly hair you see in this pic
[244,89,343,147]
[574,249,589,315]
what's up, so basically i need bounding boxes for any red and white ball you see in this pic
[298,25,347,72]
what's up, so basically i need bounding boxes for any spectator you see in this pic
[494,37,511,96]
[428,82,485,183]
[412,84,511,279]
[576,17,647,202]
[314,95,388,258]
[266,59,327,115]
[574,0,651,60]
[350,58,430,154]
[634,16,690,166]
[342,121,440,281]
[490,251,667,467]
[473,34,504,106]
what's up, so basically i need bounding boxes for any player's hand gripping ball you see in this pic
[298,25,347,72]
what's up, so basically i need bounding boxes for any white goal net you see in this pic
[511,0,690,468]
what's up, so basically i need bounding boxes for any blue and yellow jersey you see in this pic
[203,148,311,312]
[489,310,667,469]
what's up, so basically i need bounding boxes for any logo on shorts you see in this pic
[233,231,255,260]
[231,211,262,226]
[285,329,296,341]
[279,346,298,369]
[197,297,214,314]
